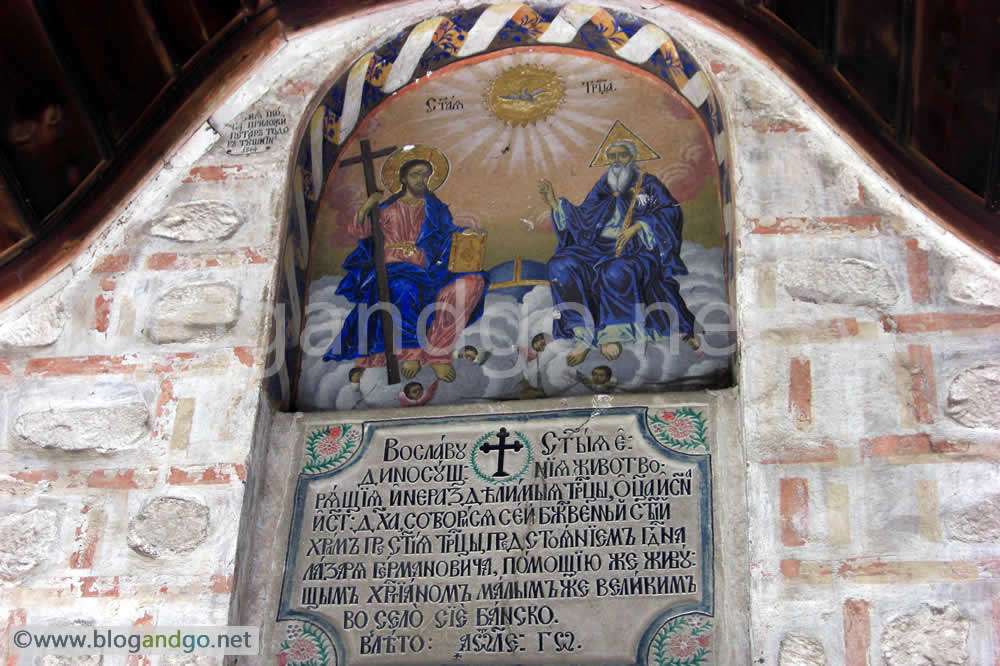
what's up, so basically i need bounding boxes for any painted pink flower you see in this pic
[316,435,341,457]
[698,634,710,648]
[288,638,317,661]
[276,651,289,666]
[662,411,676,421]
[669,634,699,658]
[667,417,695,440]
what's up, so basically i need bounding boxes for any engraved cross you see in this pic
[479,427,523,478]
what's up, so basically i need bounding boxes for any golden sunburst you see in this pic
[484,64,565,126]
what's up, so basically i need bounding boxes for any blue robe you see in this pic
[547,171,695,345]
[323,193,488,362]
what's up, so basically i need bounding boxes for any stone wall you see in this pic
[0,1,998,664]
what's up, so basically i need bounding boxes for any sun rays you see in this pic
[390,51,619,178]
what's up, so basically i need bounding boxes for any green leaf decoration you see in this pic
[277,621,334,665]
[302,424,361,475]
[647,407,708,452]
[648,615,713,666]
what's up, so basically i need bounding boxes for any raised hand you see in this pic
[357,191,383,222]
[615,224,640,256]
[537,179,557,209]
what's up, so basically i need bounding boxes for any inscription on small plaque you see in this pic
[277,407,714,664]
[225,108,289,155]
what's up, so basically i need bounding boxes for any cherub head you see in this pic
[459,345,478,362]
[531,333,548,353]
[403,382,424,401]
[348,367,364,385]
[591,365,613,386]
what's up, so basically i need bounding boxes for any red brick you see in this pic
[908,345,937,424]
[87,469,139,490]
[3,608,27,666]
[145,247,270,270]
[278,79,315,96]
[779,559,833,583]
[765,318,863,345]
[234,347,254,367]
[905,239,931,303]
[780,559,800,578]
[152,379,176,440]
[70,504,104,569]
[25,355,136,377]
[168,464,243,485]
[780,478,809,546]
[760,441,839,465]
[209,574,233,593]
[0,359,11,376]
[750,216,882,235]
[80,576,120,598]
[182,165,254,183]
[881,313,1000,334]
[151,352,197,374]
[11,470,58,484]
[99,278,116,291]
[843,598,871,666]
[862,434,932,458]
[145,252,177,270]
[789,358,812,426]
[93,254,130,273]
[747,118,808,133]
[94,293,113,333]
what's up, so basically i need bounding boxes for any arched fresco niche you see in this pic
[279,4,735,411]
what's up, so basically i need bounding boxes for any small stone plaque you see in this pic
[225,107,289,155]
[273,402,717,664]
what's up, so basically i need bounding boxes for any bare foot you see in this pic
[684,335,700,351]
[567,345,590,366]
[432,363,456,382]
[401,360,421,378]
[600,342,622,361]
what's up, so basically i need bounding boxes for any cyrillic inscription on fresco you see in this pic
[278,407,713,664]
[225,108,289,155]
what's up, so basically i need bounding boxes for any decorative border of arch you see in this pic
[271,2,735,408]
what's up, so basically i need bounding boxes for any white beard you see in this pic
[607,162,637,193]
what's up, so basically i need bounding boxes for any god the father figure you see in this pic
[538,133,697,366]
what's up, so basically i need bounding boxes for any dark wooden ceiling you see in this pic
[0,0,996,296]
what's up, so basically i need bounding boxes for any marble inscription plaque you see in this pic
[225,107,289,155]
[277,406,714,664]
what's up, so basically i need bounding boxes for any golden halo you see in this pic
[380,145,450,194]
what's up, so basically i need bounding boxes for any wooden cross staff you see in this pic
[339,139,400,385]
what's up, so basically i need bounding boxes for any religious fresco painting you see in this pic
[292,7,733,411]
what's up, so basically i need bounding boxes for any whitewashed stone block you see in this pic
[947,262,1000,307]
[778,633,825,665]
[881,604,968,666]
[145,283,240,344]
[148,201,244,242]
[945,363,1000,429]
[947,494,1000,543]
[0,293,66,350]
[14,401,148,453]
[128,497,210,558]
[777,259,898,309]
[0,509,58,580]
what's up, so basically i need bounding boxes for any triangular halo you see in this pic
[589,120,661,167]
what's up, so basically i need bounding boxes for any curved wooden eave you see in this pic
[1,0,997,313]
